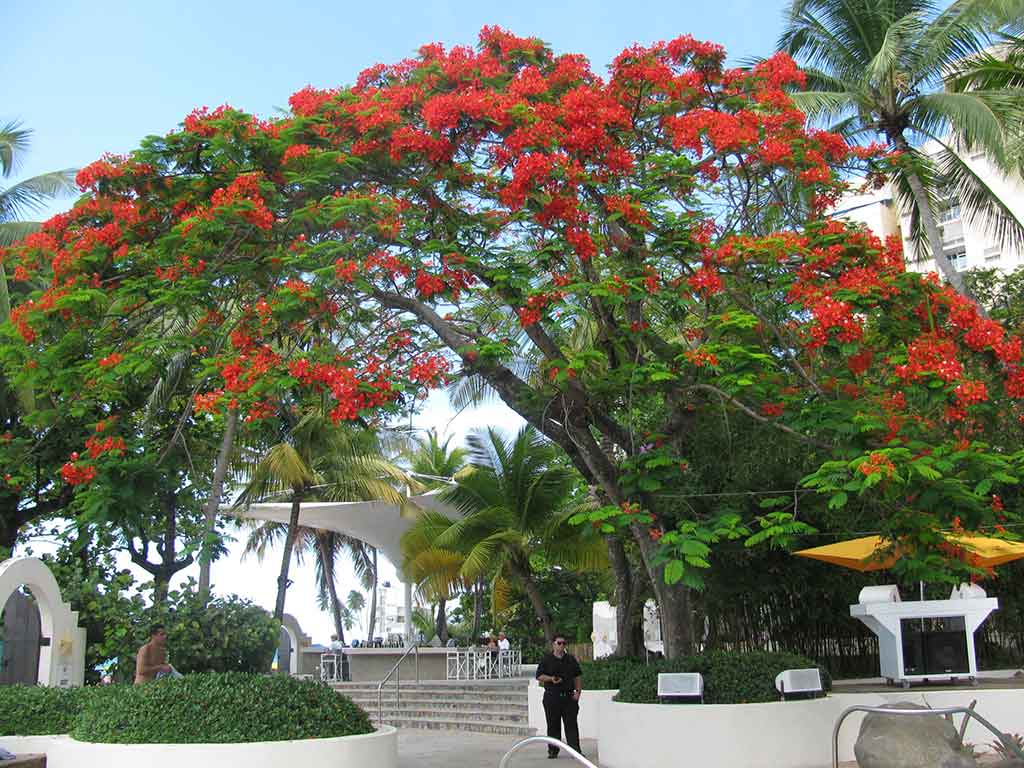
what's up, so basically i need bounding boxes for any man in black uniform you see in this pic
[535,632,582,759]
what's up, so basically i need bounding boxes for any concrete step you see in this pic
[373,707,528,723]
[348,697,528,712]
[333,681,531,693]
[343,690,528,701]
[371,714,535,736]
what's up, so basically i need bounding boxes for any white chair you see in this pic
[774,668,823,700]
[657,672,704,703]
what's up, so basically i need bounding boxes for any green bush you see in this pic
[152,592,280,676]
[0,685,96,735]
[579,656,645,690]
[615,650,830,704]
[70,672,374,743]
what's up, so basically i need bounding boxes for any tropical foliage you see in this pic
[403,426,607,642]
[3,26,1024,659]
[236,413,408,622]
[779,0,1024,293]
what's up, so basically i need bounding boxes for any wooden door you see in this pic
[1,590,42,685]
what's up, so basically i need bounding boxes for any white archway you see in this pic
[0,557,86,686]
[280,613,310,675]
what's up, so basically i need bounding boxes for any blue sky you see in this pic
[6,0,791,645]
[6,0,789,193]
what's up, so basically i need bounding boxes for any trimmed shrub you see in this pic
[0,685,96,735]
[579,656,645,690]
[70,672,374,743]
[615,650,831,704]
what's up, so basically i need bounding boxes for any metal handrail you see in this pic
[376,642,419,723]
[832,704,1024,768]
[498,737,598,768]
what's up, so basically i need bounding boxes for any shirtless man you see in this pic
[134,624,172,684]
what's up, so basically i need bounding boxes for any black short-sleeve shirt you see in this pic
[536,652,582,694]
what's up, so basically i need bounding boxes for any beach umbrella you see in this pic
[794,533,1024,573]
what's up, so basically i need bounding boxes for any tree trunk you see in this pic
[152,490,179,605]
[435,597,448,642]
[366,547,378,642]
[890,132,985,313]
[198,407,239,602]
[319,536,346,644]
[274,490,303,621]
[606,536,640,657]
[632,524,693,657]
[472,578,483,639]
[515,565,554,642]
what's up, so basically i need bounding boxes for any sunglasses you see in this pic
[554,640,566,645]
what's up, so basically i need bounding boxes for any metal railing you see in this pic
[376,642,419,723]
[832,704,1024,768]
[446,647,522,679]
[498,737,598,768]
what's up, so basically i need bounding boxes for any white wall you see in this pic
[0,728,397,768]
[597,689,1024,768]
[528,684,616,741]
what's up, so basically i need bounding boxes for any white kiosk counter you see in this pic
[850,584,998,687]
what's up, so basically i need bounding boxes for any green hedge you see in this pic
[579,657,645,690]
[0,674,373,743]
[615,650,831,704]
[0,685,95,735]
[70,673,374,743]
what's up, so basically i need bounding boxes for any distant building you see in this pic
[834,143,1024,275]
[376,581,407,640]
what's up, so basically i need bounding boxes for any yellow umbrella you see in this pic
[794,533,1024,572]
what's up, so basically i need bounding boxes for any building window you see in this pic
[938,200,961,224]
[945,248,968,271]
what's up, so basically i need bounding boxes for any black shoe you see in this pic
[547,752,559,759]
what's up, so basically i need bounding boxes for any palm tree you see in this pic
[401,425,606,643]
[0,121,77,249]
[403,429,469,641]
[0,121,76,419]
[406,429,469,485]
[341,538,381,642]
[235,413,409,621]
[949,28,1024,168]
[779,0,1024,298]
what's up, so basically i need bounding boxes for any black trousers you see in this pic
[542,691,580,755]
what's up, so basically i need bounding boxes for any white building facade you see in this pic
[834,145,1024,275]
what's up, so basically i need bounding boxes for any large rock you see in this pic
[854,701,977,768]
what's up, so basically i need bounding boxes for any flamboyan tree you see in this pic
[3,27,1024,656]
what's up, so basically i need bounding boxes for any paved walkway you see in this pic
[397,729,599,768]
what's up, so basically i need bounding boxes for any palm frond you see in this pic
[142,351,191,431]
[934,143,1024,253]
[890,149,945,261]
[0,121,31,178]
[0,220,39,246]
[910,91,1011,164]
[0,169,78,221]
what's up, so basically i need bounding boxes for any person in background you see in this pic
[535,632,582,759]
[497,631,511,651]
[134,624,173,684]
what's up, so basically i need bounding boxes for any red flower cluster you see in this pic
[684,349,719,367]
[859,452,896,477]
[60,457,96,486]
[408,354,450,386]
[85,435,126,459]
[895,335,963,383]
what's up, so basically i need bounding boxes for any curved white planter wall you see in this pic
[598,690,1024,768]
[0,727,397,768]
[527,684,616,740]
